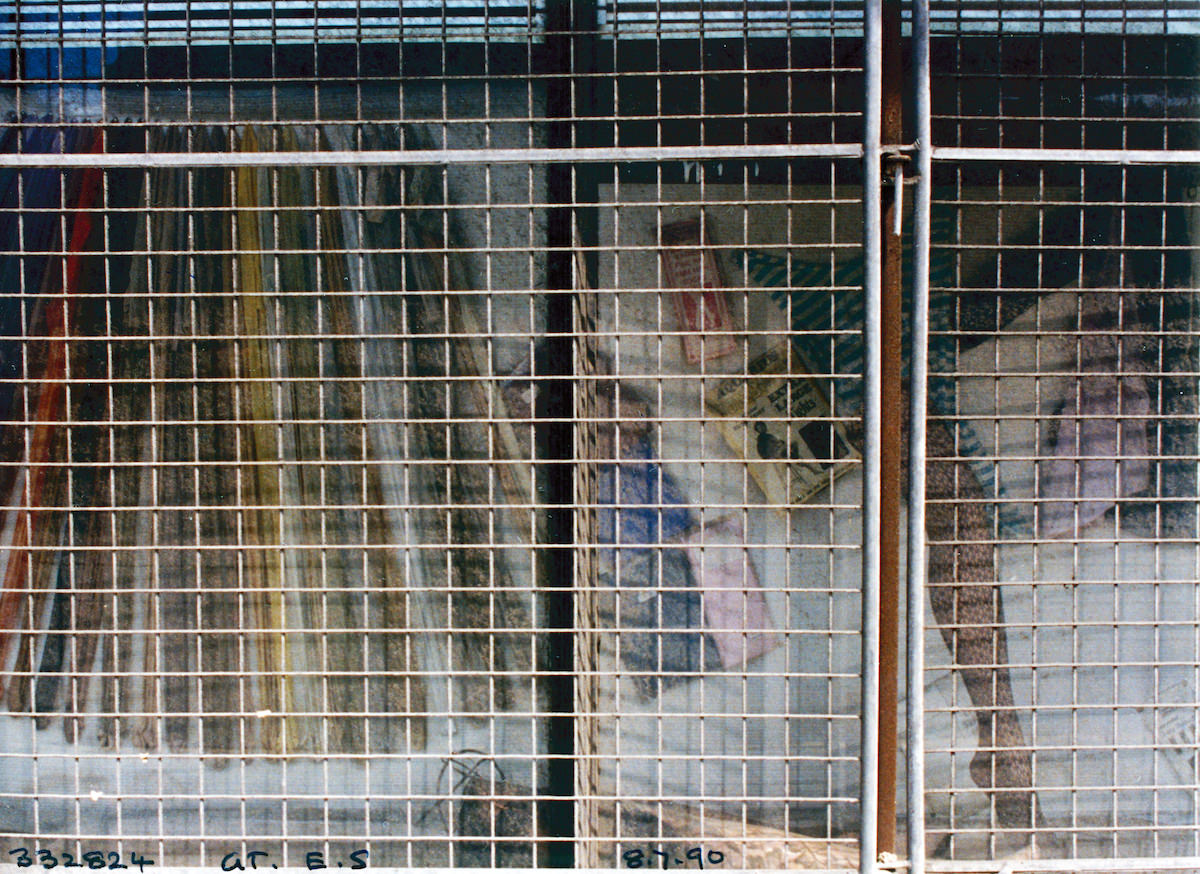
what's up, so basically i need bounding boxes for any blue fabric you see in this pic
[596,438,694,549]
[596,431,711,694]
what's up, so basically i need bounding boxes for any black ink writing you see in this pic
[6,850,153,872]
[621,847,724,869]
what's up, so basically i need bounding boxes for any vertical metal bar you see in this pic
[861,0,884,870]
[907,0,933,868]
[877,0,905,855]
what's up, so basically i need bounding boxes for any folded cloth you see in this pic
[1038,293,1151,538]
[1038,368,1151,537]
[678,516,779,668]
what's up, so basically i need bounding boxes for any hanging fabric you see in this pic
[0,127,103,703]
[391,130,534,718]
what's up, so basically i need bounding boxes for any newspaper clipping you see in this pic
[706,341,858,507]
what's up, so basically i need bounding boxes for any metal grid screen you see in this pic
[0,2,1196,873]
[921,12,1200,867]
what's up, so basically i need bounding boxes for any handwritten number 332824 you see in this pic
[8,849,154,871]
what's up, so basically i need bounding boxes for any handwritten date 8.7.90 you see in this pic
[7,850,153,872]
[622,847,724,868]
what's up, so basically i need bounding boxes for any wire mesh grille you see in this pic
[930,29,1200,152]
[0,1,1197,872]
[574,171,866,869]
[0,126,550,866]
[925,160,1200,865]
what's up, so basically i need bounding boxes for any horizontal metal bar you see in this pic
[0,143,861,168]
[0,869,863,874]
[15,143,1137,171]
[934,146,1200,165]
[927,859,1200,873]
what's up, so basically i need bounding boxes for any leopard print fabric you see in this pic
[923,413,1034,831]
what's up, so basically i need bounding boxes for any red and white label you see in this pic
[660,219,736,364]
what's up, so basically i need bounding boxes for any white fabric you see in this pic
[956,290,1150,538]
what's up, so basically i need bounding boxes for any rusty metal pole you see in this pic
[877,0,905,857]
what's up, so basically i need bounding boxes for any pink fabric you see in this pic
[1038,295,1151,538]
[679,517,780,667]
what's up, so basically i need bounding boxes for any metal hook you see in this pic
[892,164,904,236]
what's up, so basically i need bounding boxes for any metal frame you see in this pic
[0,1,1197,870]
[907,1,1199,870]
[860,1,885,873]
[0,145,864,168]
[906,0,933,870]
